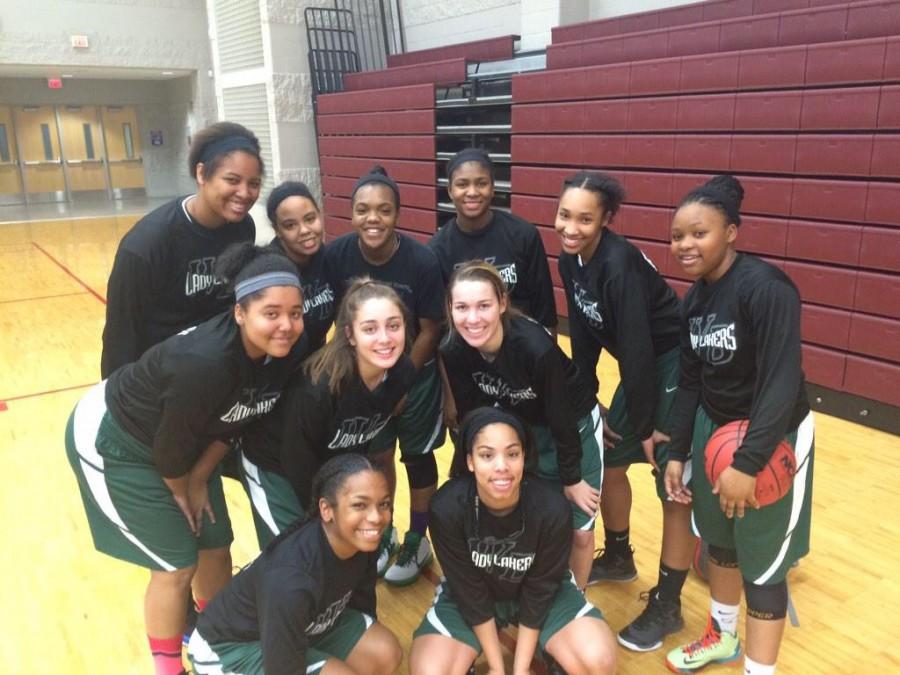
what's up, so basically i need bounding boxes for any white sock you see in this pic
[744,654,776,675]
[710,599,740,635]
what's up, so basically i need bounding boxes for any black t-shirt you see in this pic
[429,210,558,328]
[440,315,595,485]
[105,311,307,477]
[558,228,680,439]
[325,232,445,340]
[267,238,336,352]
[101,196,255,377]
[241,355,417,506]
[668,254,810,475]
[429,475,571,629]
[197,520,377,675]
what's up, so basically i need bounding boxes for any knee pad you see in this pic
[707,544,739,568]
[744,580,788,620]
[404,453,438,489]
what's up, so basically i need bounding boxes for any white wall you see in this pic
[588,0,700,20]
[400,0,522,52]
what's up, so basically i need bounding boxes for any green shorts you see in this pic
[690,406,815,584]
[606,347,680,500]
[188,608,374,674]
[371,358,446,460]
[238,450,305,549]
[414,575,603,653]
[532,405,604,531]
[65,381,233,571]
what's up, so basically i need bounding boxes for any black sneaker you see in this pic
[617,586,685,652]
[586,547,637,585]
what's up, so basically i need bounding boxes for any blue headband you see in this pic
[235,271,301,301]
[200,136,259,166]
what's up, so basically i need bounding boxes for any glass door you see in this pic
[14,105,66,203]
[0,105,24,205]
[59,105,109,200]
[101,105,145,198]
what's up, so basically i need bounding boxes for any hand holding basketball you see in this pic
[713,466,759,518]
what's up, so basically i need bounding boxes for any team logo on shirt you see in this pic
[572,282,603,329]
[689,314,737,365]
[454,258,517,290]
[472,372,537,405]
[306,590,352,635]
[328,414,390,450]
[219,387,281,423]
[303,281,335,319]
[469,534,534,581]
[184,257,223,297]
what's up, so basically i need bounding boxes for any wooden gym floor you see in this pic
[0,213,897,674]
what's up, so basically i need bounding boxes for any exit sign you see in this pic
[71,35,89,49]
[47,78,63,89]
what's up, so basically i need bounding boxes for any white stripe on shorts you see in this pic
[577,405,604,531]
[575,600,595,620]
[426,584,452,637]
[73,381,177,572]
[416,386,445,455]
[240,452,281,539]
[306,660,327,674]
[753,411,814,585]
[187,630,233,674]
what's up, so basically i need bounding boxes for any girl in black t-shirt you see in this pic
[265,181,335,352]
[238,279,416,548]
[410,408,616,675]
[189,454,402,675]
[101,122,265,377]
[67,244,307,675]
[325,166,446,586]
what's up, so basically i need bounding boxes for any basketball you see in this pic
[705,420,797,507]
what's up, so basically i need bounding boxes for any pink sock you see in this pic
[147,635,184,675]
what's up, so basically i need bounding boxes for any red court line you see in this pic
[0,291,89,305]
[31,242,106,305]
[0,381,96,410]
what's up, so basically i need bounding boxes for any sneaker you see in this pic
[617,587,684,652]
[665,617,741,673]
[384,531,432,586]
[377,526,399,577]
[587,547,637,585]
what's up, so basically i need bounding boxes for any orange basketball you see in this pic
[704,419,797,507]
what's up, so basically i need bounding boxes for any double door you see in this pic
[0,104,146,204]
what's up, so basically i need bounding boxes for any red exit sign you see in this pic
[47,78,63,89]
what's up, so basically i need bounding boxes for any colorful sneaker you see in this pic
[665,617,741,673]
[384,531,432,586]
[377,525,399,577]
[587,547,637,585]
[617,586,684,652]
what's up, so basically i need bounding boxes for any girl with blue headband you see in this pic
[66,243,308,675]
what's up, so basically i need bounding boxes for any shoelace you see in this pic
[681,624,721,655]
[395,535,421,565]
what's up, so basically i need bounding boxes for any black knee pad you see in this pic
[744,580,788,620]
[404,453,438,489]
[707,544,739,568]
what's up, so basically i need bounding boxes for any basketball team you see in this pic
[64,122,814,675]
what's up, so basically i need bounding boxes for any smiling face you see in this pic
[467,422,525,512]
[274,195,323,264]
[235,285,304,360]
[196,150,262,226]
[352,184,398,256]
[448,161,494,228]
[320,469,392,559]
[555,186,610,261]
[670,202,738,283]
[449,278,507,355]
[347,296,406,386]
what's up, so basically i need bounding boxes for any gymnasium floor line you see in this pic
[31,241,107,304]
[0,290,89,304]
[0,382,96,411]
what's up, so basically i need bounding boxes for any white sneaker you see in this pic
[377,526,398,577]
[384,531,432,586]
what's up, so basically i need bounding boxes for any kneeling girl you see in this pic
[410,408,616,675]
